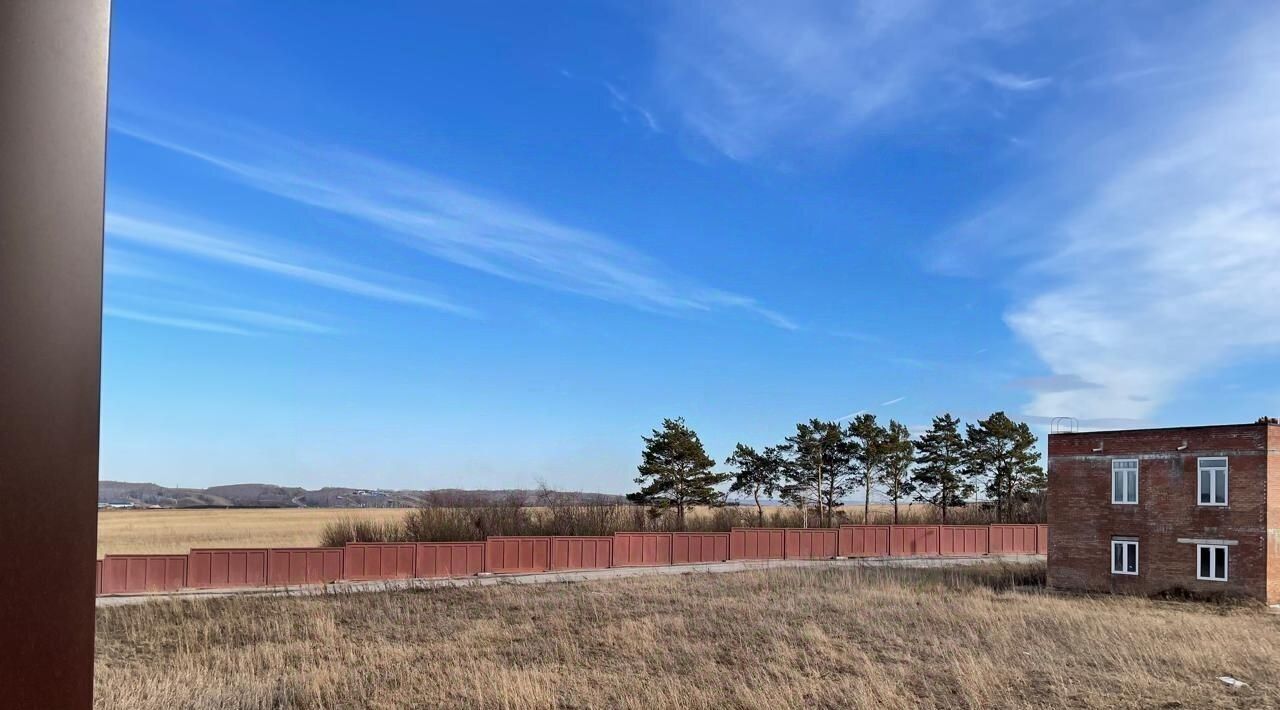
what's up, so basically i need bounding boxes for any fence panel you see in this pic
[613,533,673,567]
[1037,525,1049,555]
[730,528,786,560]
[784,529,838,560]
[888,526,940,556]
[100,555,187,594]
[342,543,417,580]
[485,536,551,574]
[95,559,102,596]
[989,525,1039,555]
[838,526,891,557]
[186,548,268,589]
[550,536,613,570]
[267,548,344,586]
[672,533,730,564]
[415,542,485,578]
[938,526,989,557]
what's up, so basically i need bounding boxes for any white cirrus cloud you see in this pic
[110,115,794,330]
[104,306,256,336]
[939,9,1280,420]
[105,207,476,317]
[653,0,1055,161]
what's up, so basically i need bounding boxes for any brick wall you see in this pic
[1268,426,1280,604]
[1048,424,1273,602]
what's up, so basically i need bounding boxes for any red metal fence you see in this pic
[95,524,1047,595]
[938,526,989,557]
[889,526,940,556]
[838,526,890,557]
[100,555,187,594]
[551,536,613,570]
[486,536,551,574]
[990,525,1039,555]
[730,528,786,560]
[343,543,417,580]
[784,529,838,560]
[187,548,268,589]
[613,533,673,567]
[672,533,730,564]
[415,542,485,578]
[267,548,344,586]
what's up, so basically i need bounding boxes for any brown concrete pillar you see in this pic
[0,1,111,706]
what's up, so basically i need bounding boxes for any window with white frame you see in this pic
[1111,459,1138,504]
[1111,539,1138,575]
[1197,544,1228,581]
[1197,457,1228,506]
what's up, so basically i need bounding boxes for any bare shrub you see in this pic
[319,516,406,547]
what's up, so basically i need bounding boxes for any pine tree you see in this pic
[877,420,916,524]
[964,412,1043,523]
[626,418,725,529]
[778,419,851,527]
[911,413,972,524]
[725,444,784,526]
[847,413,887,524]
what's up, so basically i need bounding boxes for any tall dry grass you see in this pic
[96,501,1041,555]
[321,499,1032,546]
[95,562,1279,709]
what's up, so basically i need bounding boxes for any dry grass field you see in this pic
[94,562,1279,709]
[96,508,406,556]
[97,503,974,556]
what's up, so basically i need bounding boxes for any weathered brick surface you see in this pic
[1269,427,1280,604]
[1048,424,1275,602]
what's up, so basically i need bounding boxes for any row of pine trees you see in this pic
[627,412,1045,529]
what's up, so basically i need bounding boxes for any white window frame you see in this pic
[1111,539,1139,576]
[1197,457,1228,507]
[1196,544,1228,581]
[1111,459,1138,504]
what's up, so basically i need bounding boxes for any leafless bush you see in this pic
[319,516,407,547]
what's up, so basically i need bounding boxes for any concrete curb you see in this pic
[96,554,1044,607]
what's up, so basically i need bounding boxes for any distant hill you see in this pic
[97,480,625,509]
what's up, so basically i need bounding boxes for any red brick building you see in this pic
[1047,422,1280,603]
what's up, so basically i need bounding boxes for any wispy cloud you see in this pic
[937,9,1280,420]
[198,306,337,335]
[1017,414,1151,431]
[106,301,336,337]
[105,207,475,317]
[654,1,1054,161]
[977,69,1051,92]
[105,306,256,336]
[561,69,662,133]
[880,396,906,406]
[603,81,661,133]
[1011,374,1102,394]
[111,116,792,329]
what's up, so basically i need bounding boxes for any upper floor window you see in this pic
[1198,457,1228,506]
[1197,544,1228,581]
[1111,459,1138,504]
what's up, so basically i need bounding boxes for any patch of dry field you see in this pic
[96,508,406,556]
[97,503,955,556]
[94,563,1278,709]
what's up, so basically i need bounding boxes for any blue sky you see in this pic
[102,2,1280,491]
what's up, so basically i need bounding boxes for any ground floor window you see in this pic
[1111,539,1138,575]
[1197,544,1228,581]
